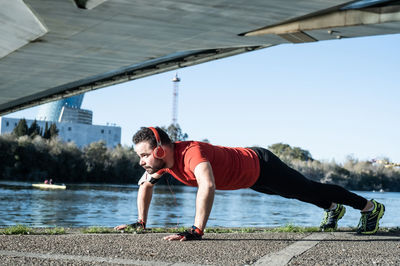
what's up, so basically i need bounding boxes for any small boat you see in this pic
[32,183,66,190]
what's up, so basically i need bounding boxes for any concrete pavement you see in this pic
[1,229,399,265]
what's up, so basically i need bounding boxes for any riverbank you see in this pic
[1,227,399,265]
[2,224,400,235]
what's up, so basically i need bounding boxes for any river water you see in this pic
[1,181,399,228]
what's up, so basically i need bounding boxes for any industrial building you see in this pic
[0,94,121,148]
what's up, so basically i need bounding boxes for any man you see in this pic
[115,127,385,241]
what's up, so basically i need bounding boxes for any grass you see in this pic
[1,225,398,235]
[0,225,33,235]
[147,227,186,233]
[44,227,66,235]
[80,226,260,234]
[206,225,321,233]
[205,228,257,233]
[270,224,320,233]
[86,225,321,234]
[0,225,65,235]
[381,227,400,233]
[82,227,115,234]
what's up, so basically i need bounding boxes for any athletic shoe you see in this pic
[320,204,346,231]
[357,199,385,235]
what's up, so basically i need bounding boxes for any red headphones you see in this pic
[148,127,165,159]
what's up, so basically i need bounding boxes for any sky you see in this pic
[7,33,400,164]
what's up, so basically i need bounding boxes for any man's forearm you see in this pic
[194,184,215,231]
[137,182,154,223]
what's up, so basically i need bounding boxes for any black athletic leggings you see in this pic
[249,147,367,210]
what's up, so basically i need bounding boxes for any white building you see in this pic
[59,106,93,125]
[0,117,121,148]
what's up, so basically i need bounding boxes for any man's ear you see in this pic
[153,145,165,159]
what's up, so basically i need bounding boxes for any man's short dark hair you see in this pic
[132,127,172,148]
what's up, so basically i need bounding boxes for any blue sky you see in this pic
[8,33,400,163]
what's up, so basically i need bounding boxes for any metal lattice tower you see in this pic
[171,73,181,125]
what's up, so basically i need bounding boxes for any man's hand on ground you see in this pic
[163,226,203,241]
[114,224,128,230]
[163,234,187,241]
[114,220,146,231]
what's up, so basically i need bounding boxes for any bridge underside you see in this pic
[1,0,400,115]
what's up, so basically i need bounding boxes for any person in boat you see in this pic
[49,179,53,185]
[115,127,385,241]
[44,180,49,184]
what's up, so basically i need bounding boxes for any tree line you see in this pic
[1,123,400,191]
[12,118,59,139]
[268,143,400,192]
[0,134,143,184]
[0,123,189,185]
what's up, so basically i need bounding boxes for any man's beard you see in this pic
[144,159,166,174]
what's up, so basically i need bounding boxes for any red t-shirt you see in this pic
[159,141,260,190]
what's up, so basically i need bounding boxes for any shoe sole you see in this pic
[359,204,385,235]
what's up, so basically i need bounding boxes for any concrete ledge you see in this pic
[0,0,47,58]
[73,0,108,10]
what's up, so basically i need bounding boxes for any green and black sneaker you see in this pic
[357,199,385,235]
[320,204,346,231]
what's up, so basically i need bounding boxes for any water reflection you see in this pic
[1,181,399,228]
